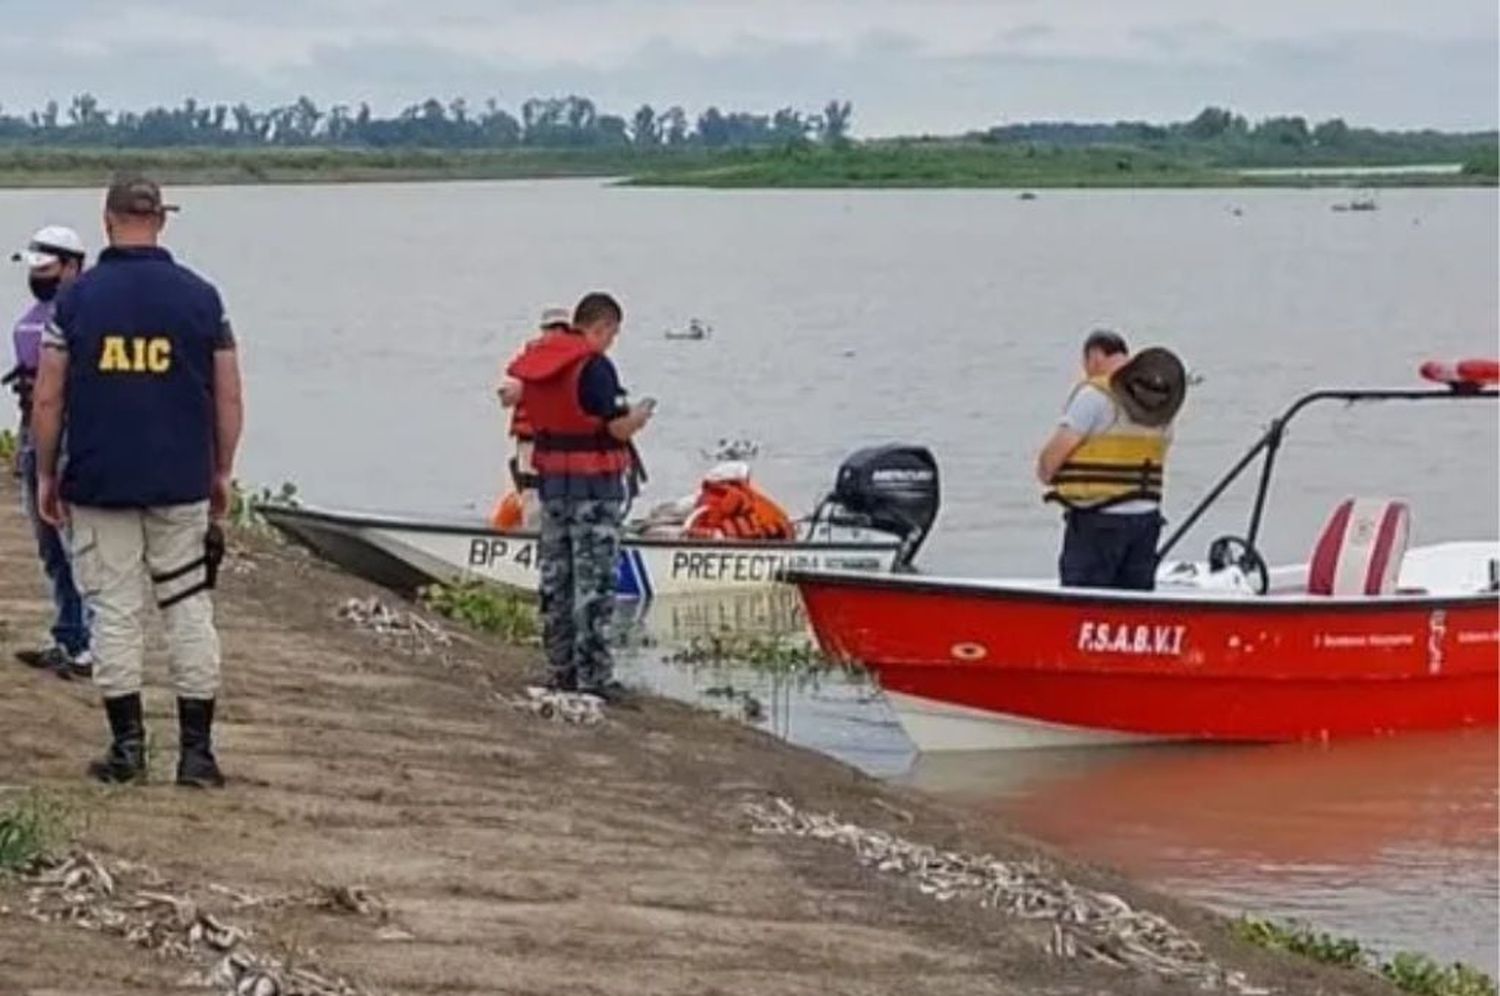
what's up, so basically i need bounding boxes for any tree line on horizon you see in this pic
[0,96,1490,162]
[0,94,855,150]
[972,106,1496,166]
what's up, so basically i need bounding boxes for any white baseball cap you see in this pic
[539,306,571,328]
[704,461,751,484]
[11,225,86,268]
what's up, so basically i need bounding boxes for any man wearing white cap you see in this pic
[6,225,91,678]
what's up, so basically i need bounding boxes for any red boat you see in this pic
[789,361,1500,751]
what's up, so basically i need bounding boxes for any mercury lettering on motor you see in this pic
[1077,621,1187,656]
[467,537,539,571]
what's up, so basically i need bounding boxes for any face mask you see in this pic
[29,274,61,302]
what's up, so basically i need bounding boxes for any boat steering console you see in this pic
[1208,535,1270,595]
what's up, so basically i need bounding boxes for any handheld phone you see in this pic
[639,396,658,412]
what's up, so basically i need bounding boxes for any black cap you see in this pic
[1083,328,1129,357]
[105,174,179,216]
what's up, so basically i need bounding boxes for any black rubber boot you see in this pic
[175,697,226,789]
[87,693,147,784]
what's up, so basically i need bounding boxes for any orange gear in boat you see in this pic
[685,480,796,541]
[490,491,524,531]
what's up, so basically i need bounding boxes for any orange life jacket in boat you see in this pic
[685,480,795,541]
[490,491,525,531]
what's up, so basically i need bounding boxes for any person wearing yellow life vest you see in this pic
[1035,331,1186,591]
[493,306,573,530]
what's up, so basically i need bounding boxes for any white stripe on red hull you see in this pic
[886,692,1170,752]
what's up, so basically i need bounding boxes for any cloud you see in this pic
[0,1,1492,133]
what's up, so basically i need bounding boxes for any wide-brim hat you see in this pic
[1111,346,1186,428]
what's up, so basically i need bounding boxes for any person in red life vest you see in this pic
[507,292,652,701]
[493,306,572,531]
[683,462,796,541]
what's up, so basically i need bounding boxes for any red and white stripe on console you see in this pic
[1308,498,1411,596]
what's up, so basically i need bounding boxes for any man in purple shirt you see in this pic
[7,225,91,677]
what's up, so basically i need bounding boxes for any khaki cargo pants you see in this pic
[69,503,221,699]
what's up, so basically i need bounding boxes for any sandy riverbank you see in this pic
[0,477,1394,995]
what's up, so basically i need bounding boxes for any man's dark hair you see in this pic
[1083,329,1128,357]
[573,292,623,329]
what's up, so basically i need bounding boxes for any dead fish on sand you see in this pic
[20,849,373,996]
[507,686,605,725]
[742,797,1270,994]
[337,596,452,654]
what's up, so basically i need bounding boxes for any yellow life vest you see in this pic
[1047,376,1169,510]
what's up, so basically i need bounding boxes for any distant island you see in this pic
[0,95,1493,189]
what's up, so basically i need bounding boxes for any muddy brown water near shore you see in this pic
[608,587,1498,975]
[0,481,1398,995]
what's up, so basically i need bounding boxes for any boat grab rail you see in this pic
[1157,385,1499,562]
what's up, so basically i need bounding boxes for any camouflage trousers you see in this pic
[538,498,623,690]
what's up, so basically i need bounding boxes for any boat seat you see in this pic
[1307,497,1411,596]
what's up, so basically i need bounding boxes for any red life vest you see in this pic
[509,386,536,441]
[505,332,556,441]
[507,334,631,480]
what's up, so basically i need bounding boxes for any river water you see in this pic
[2,179,1496,969]
[611,589,1499,974]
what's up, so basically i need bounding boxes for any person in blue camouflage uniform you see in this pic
[507,292,652,701]
[539,499,623,690]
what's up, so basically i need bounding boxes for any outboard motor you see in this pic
[810,445,940,569]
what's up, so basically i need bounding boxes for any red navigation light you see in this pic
[1419,358,1500,391]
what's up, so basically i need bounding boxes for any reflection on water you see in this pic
[613,591,1498,974]
[903,733,1500,972]
[614,585,808,645]
[611,590,913,776]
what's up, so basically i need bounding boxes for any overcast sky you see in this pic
[0,0,1494,134]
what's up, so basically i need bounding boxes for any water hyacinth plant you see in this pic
[0,790,73,871]
[420,580,539,644]
[227,479,300,531]
[1233,917,1496,996]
